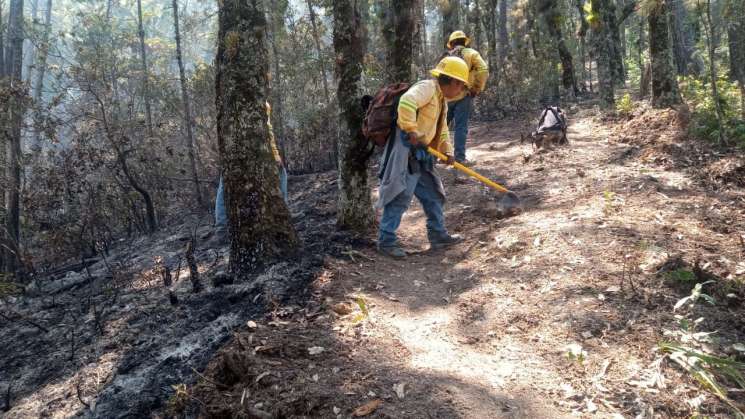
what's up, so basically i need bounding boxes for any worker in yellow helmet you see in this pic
[376,56,469,258]
[443,30,489,166]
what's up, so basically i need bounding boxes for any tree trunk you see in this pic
[216,0,297,275]
[30,0,52,150]
[333,0,375,232]
[637,12,644,81]
[116,148,158,233]
[413,0,426,76]
[728,0,745,118]
[0,0,5,74]
[172,0,203,208]
[306,0,331,103]
[23,0,38,82]
[268,0,288,160]
[539,0,578,95]
[593,0,616,106]
[5,0,24,275]
[648,0,682,108]
[441,0,460,45]
[498,0,508,65]
[701,0,725,144]
[669,0,701,75]
[472,0,482,50]
[388,0,415,83]
[136,0,154,137]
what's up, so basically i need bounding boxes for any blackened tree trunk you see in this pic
[441,0,460,45]
[216,0,297,274]
[648,0,682,108]
[172,0,203,208]
[333,0,375,232]
[728,0,745,118]
[306,0,331,103]
[538,0,578,95]
[5,0,24,275]
[498,0,509,65]
[389,0,416,83]
[136,0,154,137]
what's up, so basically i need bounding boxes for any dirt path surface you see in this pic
[4,102,745,418]
[196,103,745,418]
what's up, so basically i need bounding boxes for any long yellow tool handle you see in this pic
[427,147,511,194]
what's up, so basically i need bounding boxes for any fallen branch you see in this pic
[0,310,50,333]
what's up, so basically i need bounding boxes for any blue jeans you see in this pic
[215,165,288,228]
[446,95,473,161]
[378,147,448,247]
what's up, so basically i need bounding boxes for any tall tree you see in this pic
[537,0,579,95]
[697,0,725,143]
[441,0,460,44]
[267,0,288,156]
[727,0,745,118]
[171,0,203,208]
[306,0,331,103]
[333,0,375,232]
[136,0,154,137]
[216,0,297,274]
[30,0,52,150]
[647,0,682,107]
[388,0,416,83]
[498,0,509,65]
[5,0,24,274]
[592,0,617,106]
[669,0,701,75]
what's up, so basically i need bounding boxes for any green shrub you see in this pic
[617,93,634,116]
[680,75,745,146]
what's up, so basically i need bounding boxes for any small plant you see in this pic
[602,190,621,216]
[566,343,587,364]
[661,280,745,418]
[0,280,22,297]
[351,296,369,324]
[167,383,190,415]
[617,93,634,116]
[673,280,716,312]
[667,268,697,283]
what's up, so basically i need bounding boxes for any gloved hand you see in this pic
[407,131,420,147]
[445,155,455,165]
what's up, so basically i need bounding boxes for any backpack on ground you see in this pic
[536,106,568,144]
[362,82,411,147]
[536,106,567,133]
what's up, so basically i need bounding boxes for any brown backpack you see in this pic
[362,82,411,147]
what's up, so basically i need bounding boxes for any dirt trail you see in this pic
[195,103,745,418]
[5,102,745,418]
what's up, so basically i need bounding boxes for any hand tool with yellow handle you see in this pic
[426,146,522,213]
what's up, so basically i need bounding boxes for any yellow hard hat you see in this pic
[447,30,471,48]
[430,56,470,85]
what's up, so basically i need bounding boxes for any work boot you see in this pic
[455,158,474,167]
[377,244,406,259]
[430,233,463,250]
